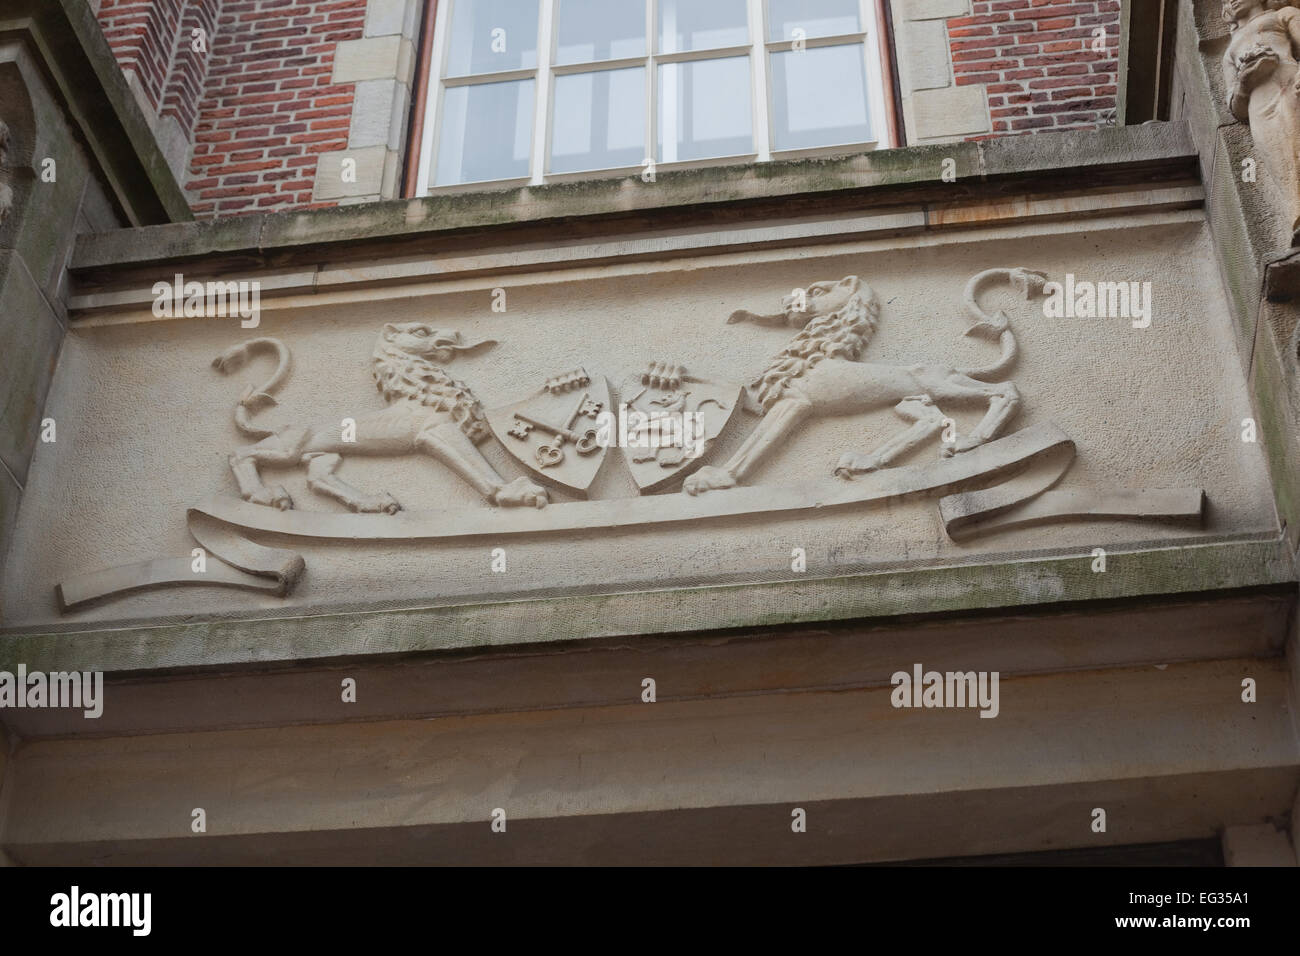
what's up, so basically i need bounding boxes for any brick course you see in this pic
[98,0,186,111]
[950,0,1120,137]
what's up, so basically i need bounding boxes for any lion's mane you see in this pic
[749,282,881,411]
[370,339,492,443]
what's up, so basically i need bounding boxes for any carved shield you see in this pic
[486,369,613,498]
[618,366,743,493]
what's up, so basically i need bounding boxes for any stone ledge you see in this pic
[70,122,1197,275]
[0,588,1288,739]
[1,536,1290,676]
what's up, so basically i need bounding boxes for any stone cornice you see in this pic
[69,122,1196,281]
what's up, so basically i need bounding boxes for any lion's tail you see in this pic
[212,337,291,439]
[957,311,1017,381]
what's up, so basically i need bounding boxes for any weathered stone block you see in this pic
[899,20,951,92]
[911,84,990,140]
[901,0,971,21]
[332,36,413,84]
[313,146,389,200]
[1206,123,1272,372]
[364,0,421,39]
[0,251,64,485]
[348,79,410,151]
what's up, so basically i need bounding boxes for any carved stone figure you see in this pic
[212,322,549,512]
[681,269,1047,495]
[1223,0,1300,245]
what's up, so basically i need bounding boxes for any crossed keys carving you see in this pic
[508,390,604,468]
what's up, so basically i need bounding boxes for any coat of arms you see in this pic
[485,368,613,498]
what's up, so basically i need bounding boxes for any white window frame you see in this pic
[414,0,893,195]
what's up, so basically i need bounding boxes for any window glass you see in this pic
[554,0,645,65]
[658,56,752,162]
[426,0,888,189]
[435,79,536,184]
[770,45,870,150]
[766,0,860,42]
[657,0,748,54]
[551,67,646,172]
[446,0,540,76]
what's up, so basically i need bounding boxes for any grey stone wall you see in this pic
[0,43,129,595]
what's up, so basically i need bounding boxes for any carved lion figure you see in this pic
[683,269,1047,495]
[213,322,548,512]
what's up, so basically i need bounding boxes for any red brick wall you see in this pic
[187,0,368,216]
[98,0,369,218]
[98,0,187,112]
[948,0,1120,137]
[160,0,222,138]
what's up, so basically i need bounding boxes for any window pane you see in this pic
[551,67,646,173]
[658,57,752,163]
[770,45,870,150]
[766,0,860,42]
[554,0,645,65]
[435,79,535,185]
[658,0,747,54]
[446,0,539,76]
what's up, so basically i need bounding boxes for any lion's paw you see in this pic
[834,452,880,479]
[247,486,294,510]
[495,477,548,509]
[683,465,736,496]
[352,492,401,515]
[942,437,983,459]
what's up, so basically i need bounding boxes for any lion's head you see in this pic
[378,322,494,364]
[727,276,881,412]
[371,322,496,442]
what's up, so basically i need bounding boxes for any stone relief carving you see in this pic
[55,268,1208,612]
[1222,0,1300,246]
[617,362,742,494]
[485,367,613,498]
[211,322,550,512]
[682,268,1042,495]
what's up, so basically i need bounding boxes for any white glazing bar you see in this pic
[645,0,656,173]
[531,0,557,184]
[750,0,771,161]
[659,0,677,164]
